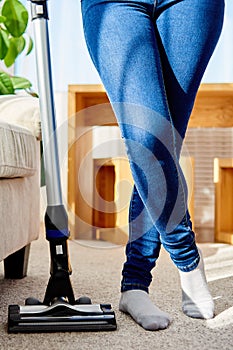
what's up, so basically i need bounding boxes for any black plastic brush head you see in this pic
[8,300,117,333]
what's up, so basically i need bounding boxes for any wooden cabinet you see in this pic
[214,158,233,244]
[68,84,233,242]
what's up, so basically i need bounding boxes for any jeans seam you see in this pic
[152,0,157,17]
[129,186,136,247]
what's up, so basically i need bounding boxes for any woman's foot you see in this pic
[119,289,171,330]
[179,249,214,319]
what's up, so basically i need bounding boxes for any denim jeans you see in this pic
[81,0,225,292]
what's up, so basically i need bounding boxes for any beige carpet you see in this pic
[1,235,233,350]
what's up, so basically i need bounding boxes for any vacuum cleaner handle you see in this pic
[29,0,70,241]
[29,0,62,207]
[29,0,74,304]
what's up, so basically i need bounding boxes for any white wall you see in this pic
[18,0,101,91]
[203,0,233,82]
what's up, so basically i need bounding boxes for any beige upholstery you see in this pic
[0,95,41,265]
[0,151,40,260]
[0,122,37,178]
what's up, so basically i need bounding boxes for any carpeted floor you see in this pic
[1,234,233,350]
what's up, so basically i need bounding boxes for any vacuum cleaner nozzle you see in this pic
[8,300,117,333]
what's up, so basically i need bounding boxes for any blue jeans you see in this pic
[81,0,225,292]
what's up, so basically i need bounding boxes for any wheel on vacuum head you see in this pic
[76,296,92,304]
[25,297,43,305]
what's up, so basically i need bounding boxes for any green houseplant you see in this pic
[0,0,33,94]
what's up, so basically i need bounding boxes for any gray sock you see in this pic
[119,290,171,331]
[179,249,214,319]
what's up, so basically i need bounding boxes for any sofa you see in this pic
[0,94,41,279]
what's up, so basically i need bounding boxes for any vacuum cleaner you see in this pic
[8,0,117,333]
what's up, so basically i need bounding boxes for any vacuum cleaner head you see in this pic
[8,300,117,333]
[7,233,117,333]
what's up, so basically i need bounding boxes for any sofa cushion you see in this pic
[0,121,38,178]
[0,94,40,138]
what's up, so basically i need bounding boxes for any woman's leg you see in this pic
[155,0,224,319]
[81,0,224,328]
[82,0,172,330]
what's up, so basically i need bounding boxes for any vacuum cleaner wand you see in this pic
[8,0,117,333]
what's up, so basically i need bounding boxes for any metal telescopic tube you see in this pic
[31,6,63,206]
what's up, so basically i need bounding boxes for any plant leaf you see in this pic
[4,38,18,66]
[11,75,32,90]
[0,30,9,59]
[4,36,25,67]
[2,0,28,37]
[14,35,25,54]
[0,15,6,23]
[0,71,14,94]
[26,36,33,55]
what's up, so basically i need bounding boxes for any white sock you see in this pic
[179,249,214,319]
[119,290,171,331]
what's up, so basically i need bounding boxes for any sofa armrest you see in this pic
[0,121,38,178]
[0,94,41,139]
